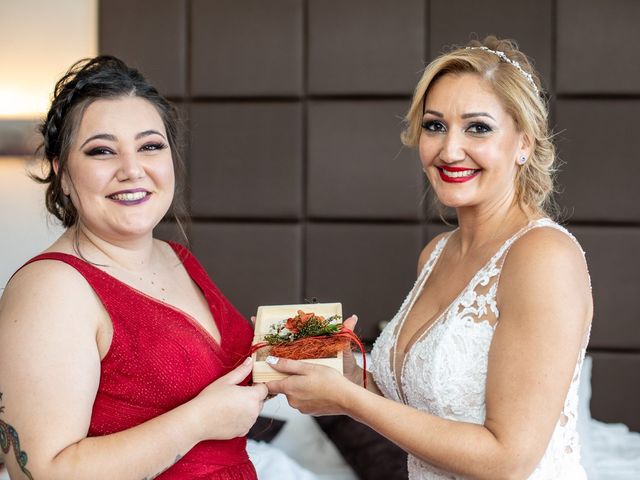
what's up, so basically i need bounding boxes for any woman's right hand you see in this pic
[341,315,364,386]
[189,357,268,441]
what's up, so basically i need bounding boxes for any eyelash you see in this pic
[140,142,168,152]
[85,147,114,156]
[467,123,492,134]
[84,142,168,156]
[421,120,493,135]
[421,120,446,132]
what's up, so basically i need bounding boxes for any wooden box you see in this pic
[251,302,343,383]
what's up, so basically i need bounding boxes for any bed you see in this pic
[245,355,640,480]
[0,357,638,479]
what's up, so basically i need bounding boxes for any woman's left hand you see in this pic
[265,358,355,416]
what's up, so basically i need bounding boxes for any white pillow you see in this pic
[247,439,318,479]
[260,394,357,480]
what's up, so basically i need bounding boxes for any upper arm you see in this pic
[484,228,592,470]
[0,261,104,475]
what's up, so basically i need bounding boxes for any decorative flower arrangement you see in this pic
[251,309,367,387]
[263,310,343,345]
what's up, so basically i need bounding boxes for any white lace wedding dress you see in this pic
[371,218,589,479]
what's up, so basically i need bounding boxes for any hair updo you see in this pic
[34,55,187,229]
[401,36,557,217]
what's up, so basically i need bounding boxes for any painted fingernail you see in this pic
[265,356,279,365]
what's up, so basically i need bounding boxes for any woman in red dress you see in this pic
[0,56,267,479]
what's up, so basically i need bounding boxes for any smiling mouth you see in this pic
[437,166,480,183]
[440,168,477,178]
[109,191,149,201]
[107,190,152,204]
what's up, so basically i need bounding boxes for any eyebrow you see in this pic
[423,109,496,121]
[462,112,496,120]
[80,130,166,149]
[424,109,443,118]
[80,133,116,149]
[136,129,166,140]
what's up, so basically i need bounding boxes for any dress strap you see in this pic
[167,241,213,287]
[491,218,557,267]
[417,230,455,280]
[11,243,197,310]
[166,240,232,313]
[19,251,87,268]
[12,251,108,285]
[491,218,589,285]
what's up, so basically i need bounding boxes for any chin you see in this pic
[112,219,160,238]
[432,191,473,209]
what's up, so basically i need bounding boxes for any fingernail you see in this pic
[352,315,358,322]
[243,357,252,366]
[265,356,279,365]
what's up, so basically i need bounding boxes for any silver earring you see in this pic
[518,155,527,165]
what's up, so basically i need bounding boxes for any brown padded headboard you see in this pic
[103,0,640,432]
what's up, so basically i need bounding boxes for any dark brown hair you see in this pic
[33,55,188,233]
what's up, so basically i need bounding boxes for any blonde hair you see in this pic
[402,36,557,217]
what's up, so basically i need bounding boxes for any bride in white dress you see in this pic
[266,36,593,480]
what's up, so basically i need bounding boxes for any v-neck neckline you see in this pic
[390,219,546,403]
[125,277,223,353]
[48,246,224,354]
[390,232,453,403]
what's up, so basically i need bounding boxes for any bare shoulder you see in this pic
[417,230,454,275]
[499,225,592,330]
[502,225,589,284]
[0,258,103,337]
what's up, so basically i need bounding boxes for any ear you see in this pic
[53,158,71,196]
[516,133,533,164]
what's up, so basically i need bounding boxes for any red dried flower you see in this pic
[285,310,324,333]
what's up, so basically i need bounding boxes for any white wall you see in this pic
[0,0,97,293]
[0,159,65,291]
[0,0,98,118]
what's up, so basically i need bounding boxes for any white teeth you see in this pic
[441,169,477,178]
[111,191,148,201]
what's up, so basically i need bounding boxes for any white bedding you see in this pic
[0,420,638,480]
[576,357,640,479]
[249,355,640,480]
[246,417,640,480]
[1,356,638,480]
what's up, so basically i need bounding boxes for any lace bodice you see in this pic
[371,219,589,479]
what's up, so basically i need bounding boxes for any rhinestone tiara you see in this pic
[466,46,539,95]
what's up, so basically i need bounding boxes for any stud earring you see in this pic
[518,155,527,165]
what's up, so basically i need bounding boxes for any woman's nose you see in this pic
[116,151,145,181]
[439,131,466,163]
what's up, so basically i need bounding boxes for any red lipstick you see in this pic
[437,166,480,183]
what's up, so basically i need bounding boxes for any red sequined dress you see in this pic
[23,242,257,479]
